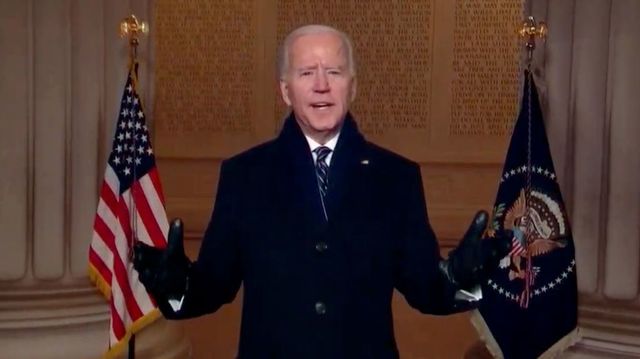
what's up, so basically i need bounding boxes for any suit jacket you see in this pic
[173,113,463,358]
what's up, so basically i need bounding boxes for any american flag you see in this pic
[509,236,526,257]
[88,66,168,357]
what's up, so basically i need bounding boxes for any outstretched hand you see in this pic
[133,218,191,303]
[440,210,512,290]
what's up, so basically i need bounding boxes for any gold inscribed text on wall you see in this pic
[154,0,255,135]
[276,1,433,136]
[451,0,521,136]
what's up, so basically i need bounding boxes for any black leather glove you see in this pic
[133,218,191,305]
[439,210,512,290]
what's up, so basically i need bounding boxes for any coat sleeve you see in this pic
[393,163,473,315]
[169,159,243,319]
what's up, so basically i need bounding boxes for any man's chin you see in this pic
[300,123,339,141]
[308,115,343,129]
[310,123,340,134]
[295,114,343,136]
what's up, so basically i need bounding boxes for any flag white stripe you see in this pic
[118,189,156,315]
[91,230,113,273]
[96,198,118,233]
[109,320,118,348]
[134,210,153,246]
[90,198,117,283]
[113,217,135,319]
[127,256,156,314]
[139,174,170,238]
[127,174,167,248]
[104,165,120,198]
[110,275,131,338]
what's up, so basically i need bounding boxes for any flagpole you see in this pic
[119,14,149,359]
[517,16,547,308]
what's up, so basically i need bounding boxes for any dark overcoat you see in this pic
[172,113,461,358]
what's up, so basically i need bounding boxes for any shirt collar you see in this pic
[305,132,340,153]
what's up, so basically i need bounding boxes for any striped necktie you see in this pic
[314,146,332,198]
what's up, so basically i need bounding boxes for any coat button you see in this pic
[315,301,327,315]
[315,242,328,253]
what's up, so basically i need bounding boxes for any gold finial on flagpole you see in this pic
[519,16,547,67]
[119,14,149,64]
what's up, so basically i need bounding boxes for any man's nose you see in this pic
[312,71,330,93]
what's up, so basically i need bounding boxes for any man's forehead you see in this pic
[291,33,344,52]
[290,34,346,61]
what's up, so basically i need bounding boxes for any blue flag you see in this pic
[473,70,579,358]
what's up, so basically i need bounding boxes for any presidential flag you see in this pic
[472,70,579,358]
[88,63,168,358]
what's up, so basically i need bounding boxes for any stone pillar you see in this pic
[0,0,190,357]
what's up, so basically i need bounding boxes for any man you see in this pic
[134,24,510,358]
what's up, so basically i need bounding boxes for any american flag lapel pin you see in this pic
[361,159,369,165]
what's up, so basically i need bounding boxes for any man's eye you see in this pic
[300,71,313,76]
[328,70,341,75]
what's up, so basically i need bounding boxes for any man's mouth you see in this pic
[310,102,333,109]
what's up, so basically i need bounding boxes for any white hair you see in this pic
[277,24,356,79]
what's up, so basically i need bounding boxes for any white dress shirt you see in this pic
[305,132,340,166]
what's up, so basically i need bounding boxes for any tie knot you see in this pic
[314,146,332,162]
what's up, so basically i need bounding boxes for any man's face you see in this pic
[279,32,356,143]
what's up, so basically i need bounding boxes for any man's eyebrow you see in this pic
[296,65,319,71]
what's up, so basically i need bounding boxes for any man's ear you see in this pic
[279,79,292,106]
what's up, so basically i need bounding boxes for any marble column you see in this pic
[0,0,190,358]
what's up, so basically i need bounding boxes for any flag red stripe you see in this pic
[509,237,525,256]
[110,298,126,340]
[510,246,525,256]
[100,180,119,214]
[132,180,166,248]
[89,247,112,285]
[117,198,133,247]
[147,168,166,204]
[94,214,144,320]
[93,215,115,254]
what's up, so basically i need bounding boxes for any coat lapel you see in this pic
[275,114,328,234]
[325,114,368,221]
[274,113,369,232]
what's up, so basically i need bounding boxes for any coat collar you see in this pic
[275,112,367,226]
